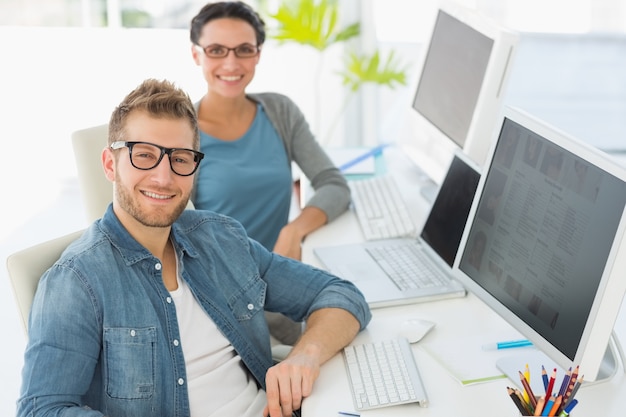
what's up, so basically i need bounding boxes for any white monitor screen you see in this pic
[401,4,518,188]
[412,9,492,148]
[456,106,626,383]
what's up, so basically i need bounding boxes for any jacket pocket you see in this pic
[104,327,156,399]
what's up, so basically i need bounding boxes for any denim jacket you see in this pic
[18,205,371,417]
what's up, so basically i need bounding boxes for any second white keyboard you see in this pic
[349,175,416,240]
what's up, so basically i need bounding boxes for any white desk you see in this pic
[301,147,626,416]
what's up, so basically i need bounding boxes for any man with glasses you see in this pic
[17,79,371,417]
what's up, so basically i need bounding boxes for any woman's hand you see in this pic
[273,207,327,260]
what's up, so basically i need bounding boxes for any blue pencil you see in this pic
[558,399,578,416]
[541,395,555,416]
[541,365,549,391]
[338,143,390,172]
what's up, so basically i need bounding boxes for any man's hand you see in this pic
[262,308,361,417]
[263,344,321,417]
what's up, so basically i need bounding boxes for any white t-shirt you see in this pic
[170,273,266,417]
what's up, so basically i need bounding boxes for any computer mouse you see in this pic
[399,318,436,344]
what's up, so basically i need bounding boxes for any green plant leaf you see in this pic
[339,50,409,92]
[268,0,360,51]
[334,22,360,43]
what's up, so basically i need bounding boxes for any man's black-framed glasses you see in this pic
[110,141,204,176]
[199,43,260,58]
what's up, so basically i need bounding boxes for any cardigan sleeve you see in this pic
[249,92,351,222]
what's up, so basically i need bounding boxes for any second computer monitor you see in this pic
[401,3,518,187]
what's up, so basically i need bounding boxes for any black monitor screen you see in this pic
[459,117,626,360]
[421,154,481,266]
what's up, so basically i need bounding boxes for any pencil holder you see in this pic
[514,396,573,416]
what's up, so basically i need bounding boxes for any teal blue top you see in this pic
[192,93,351,250]
[194,104,292,249]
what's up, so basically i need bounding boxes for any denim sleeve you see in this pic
[17,264,105,417]
[250,238,371,329]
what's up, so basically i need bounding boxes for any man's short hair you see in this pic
[108,79,199,150]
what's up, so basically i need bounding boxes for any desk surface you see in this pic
[301,147,626,417]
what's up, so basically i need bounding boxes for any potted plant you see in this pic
[263,0,408,145]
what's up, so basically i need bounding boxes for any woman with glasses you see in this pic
[189,1,350,263]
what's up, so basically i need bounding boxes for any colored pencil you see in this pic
[557,367,571,397]
[533,395,546,416]
[545,368,557,399]
[509,387,531,415]
[519,370,538,408]
[541,365,549,390]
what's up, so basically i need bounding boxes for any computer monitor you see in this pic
[455,105,626,389]
[400,3,518,198]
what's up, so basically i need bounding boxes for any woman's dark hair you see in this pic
[190,1,266,46]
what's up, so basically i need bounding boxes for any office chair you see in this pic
[71,124,112,223]
[6,229,85,334]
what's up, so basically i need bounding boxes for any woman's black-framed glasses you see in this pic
[110,141,204,176]
[199,43,260,59]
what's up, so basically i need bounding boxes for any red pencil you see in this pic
[545,368,557,398]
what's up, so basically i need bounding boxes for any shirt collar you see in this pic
[98,204,201,264]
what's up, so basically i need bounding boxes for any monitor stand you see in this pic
[395,142,441,204]
[496,332,624,394]
[419,180,438,203]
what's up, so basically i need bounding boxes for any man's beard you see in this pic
[115,172,188,228]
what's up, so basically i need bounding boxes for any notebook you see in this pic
[314,151,481,308]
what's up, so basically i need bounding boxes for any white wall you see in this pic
[0,26,349,240]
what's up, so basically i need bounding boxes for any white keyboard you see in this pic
[343,338,429,411]
[349,175,416,240]
[366,243,448,291]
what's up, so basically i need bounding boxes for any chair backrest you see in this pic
[6,230,85,334]
[71,124,111,223]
